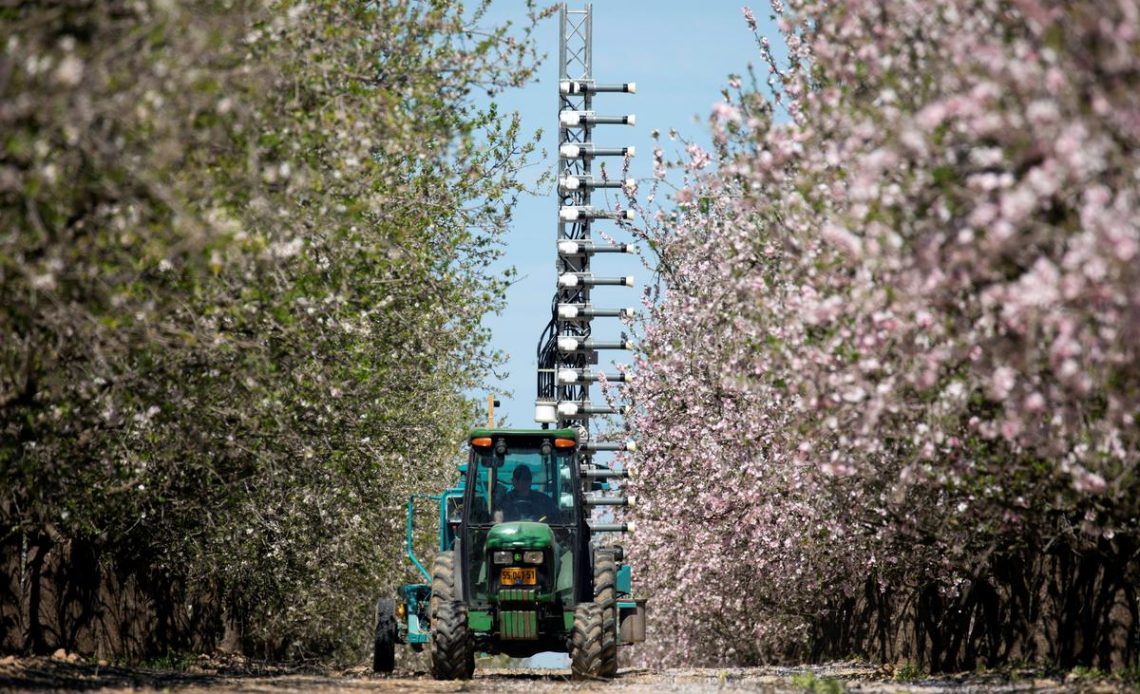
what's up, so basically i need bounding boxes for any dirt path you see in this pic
[0,656,1127,693]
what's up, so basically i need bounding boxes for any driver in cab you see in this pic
[500,464,558,522]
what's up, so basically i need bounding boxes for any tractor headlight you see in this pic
[493,550,513,565]
[523,551,544,564]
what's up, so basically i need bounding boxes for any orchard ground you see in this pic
[0,655,1133,693]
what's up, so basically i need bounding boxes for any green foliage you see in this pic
[791,670,846,694]
[1068,665,1105,680]
[1121,662,1140,689]
[0,0,550,663]
[141,651,197,673]
[894,662,924,682]
[1064,662,1140,690]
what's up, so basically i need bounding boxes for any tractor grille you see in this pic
[499,609,538,639]
[498,588,538,639]
[499,588,537,602]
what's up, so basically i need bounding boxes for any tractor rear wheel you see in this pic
[372,598,396,673]
[592,551,619,676]
[570,602,607,680]
[430,599,474,680]
[430,550,456,622]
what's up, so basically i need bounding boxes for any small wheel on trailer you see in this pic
[372,597,396,673]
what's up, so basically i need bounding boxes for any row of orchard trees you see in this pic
[627,0,1140,672]
[0,0,547,663]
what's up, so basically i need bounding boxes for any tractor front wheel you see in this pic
[592,551,619,677]
[571,602,617,680]
[430,599,474,680]
[372,598,396,673]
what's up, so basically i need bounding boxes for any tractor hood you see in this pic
[485,521,554,550]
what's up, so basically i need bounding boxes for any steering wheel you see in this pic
[504,497,545,522]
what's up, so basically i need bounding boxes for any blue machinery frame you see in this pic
[398,488,463,645]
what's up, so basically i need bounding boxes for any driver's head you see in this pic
[512,465,533,495]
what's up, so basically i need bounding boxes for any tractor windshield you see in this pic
[468,445,575,525]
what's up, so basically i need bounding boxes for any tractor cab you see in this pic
[456,428,588,653]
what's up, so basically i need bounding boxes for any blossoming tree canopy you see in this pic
[624,0,1140,669]
[1,0,550,662]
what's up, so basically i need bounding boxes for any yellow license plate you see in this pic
[500,567,536,586]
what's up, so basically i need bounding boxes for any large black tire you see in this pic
[430,550,456,623]
[372,598,396,673]
[592,551,619,677]
[571,602,606,680]
[430,599,474,680]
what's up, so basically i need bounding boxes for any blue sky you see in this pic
[476,2,777,429]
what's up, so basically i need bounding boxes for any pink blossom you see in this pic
[989,366,1016,400]
[623,0,1140,667]
[1071,469,1107,494]
[711,101,742,124]
[742,6,758,31]
[820,222,863,257]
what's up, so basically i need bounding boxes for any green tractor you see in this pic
[372,426,645,679]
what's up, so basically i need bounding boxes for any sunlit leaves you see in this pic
[1,0,546,662]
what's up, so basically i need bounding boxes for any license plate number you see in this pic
[501,567,536,586]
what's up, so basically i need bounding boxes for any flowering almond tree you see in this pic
[1,0,548,662]
[626,0,1140,670]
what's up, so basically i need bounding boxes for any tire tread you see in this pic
[592,551,619,677]
[372,598,396,673]
[430,551,473,680]
[570,602,604,680]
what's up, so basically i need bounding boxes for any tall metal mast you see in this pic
[535,4,636,432]
[535,4,637,517]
